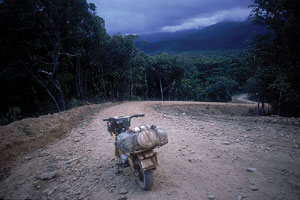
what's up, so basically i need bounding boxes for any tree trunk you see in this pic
[75,55,83,100]
[261,95,265,114]
[159,75,163,101]
[257,94,260,116]
[144,70,149,100]
[278,90,282,115]
[130,65,133,99]
[116,84,119,100]
[35,78,61,112]
[169,81,175,101]
[52,46,66,111]
[54,77,66,111]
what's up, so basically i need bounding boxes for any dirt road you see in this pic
[1,101,300,200]
[231,94,256,104]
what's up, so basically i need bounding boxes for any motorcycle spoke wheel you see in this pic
[134,160,153,190]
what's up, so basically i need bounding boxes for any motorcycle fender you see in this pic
[140,153,159,170]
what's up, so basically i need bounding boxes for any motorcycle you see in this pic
[103,114,159,190]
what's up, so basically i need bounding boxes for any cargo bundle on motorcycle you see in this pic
[116,125,168,153]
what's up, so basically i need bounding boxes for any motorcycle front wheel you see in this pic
[134,160,153,190]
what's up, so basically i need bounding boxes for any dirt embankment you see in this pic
[0,103,115,180]
[1,101,300,200]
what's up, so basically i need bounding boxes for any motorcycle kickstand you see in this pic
[115,158,123,174]
[116,164,123,174]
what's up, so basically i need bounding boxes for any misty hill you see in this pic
[135,21,268,54]
[135,28,202,43]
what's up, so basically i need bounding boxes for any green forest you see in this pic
[0,0,299,125]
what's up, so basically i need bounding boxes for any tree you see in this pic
[151,53,184,101]
[249,0,300,116]
[0,0,107,112]
[101,34,138,100]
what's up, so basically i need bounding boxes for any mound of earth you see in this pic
[0,103,115,180]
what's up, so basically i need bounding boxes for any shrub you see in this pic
[69,98,80,108]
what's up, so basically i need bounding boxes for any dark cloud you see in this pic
[88,0,253,34]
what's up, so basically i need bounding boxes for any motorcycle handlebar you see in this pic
[102,114,144,122]
[130,114,145,118]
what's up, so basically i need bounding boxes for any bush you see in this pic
[69,98,80,108]
[0,106,21,125]
[7,107,21,121]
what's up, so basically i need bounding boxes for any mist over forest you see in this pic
[1,0,299,125]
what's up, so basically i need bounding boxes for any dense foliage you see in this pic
[247,0,300,116]
[0,0,298,125]
[0,0,107,123]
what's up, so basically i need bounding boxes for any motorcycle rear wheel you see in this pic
[135,160,153,190]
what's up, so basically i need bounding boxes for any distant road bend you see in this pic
[232,93,256,104]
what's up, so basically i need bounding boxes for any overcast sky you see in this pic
[88,0,253,35]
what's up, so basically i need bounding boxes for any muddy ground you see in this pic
[0,101,300,200]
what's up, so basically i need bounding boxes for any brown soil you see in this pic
[0,103,115,180]
[0,101,300,200]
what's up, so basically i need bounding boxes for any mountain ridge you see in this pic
[135,21,268,54]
